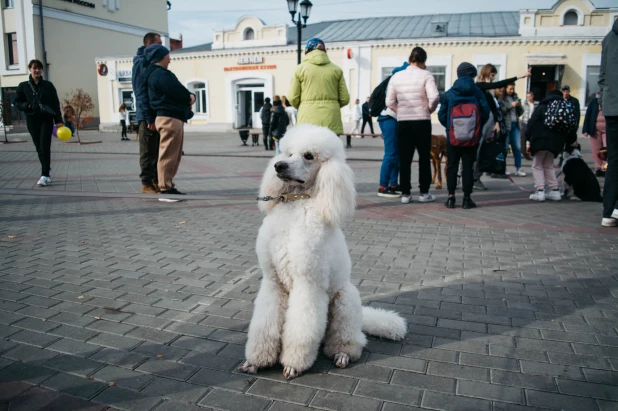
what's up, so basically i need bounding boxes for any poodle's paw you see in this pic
[283,366,299,380]
[238,361,258,374]
[334,353,350,368]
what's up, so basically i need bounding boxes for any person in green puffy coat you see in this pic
[288,38,350,135]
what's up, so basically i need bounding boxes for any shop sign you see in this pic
[118,69,132,83]
[60,0,95,8]
[237,56,263,65]
[224,65,276,72]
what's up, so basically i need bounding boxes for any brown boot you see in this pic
[152,181,160,193]
[141,184,157,194]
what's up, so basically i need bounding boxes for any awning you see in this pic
[526,54,567,65]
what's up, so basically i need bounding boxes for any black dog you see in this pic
[562,146,602,202]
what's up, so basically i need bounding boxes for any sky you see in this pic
[167,0,618,47]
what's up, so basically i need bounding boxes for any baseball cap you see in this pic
[561,85,570,91]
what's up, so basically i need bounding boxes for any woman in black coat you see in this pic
[15,59,63,187]
[525,90,577,201]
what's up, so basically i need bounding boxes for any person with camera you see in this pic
[15,59,63,187]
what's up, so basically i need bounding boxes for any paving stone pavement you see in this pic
[0,133,617,411]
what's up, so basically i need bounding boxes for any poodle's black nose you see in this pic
[274,161,288,173]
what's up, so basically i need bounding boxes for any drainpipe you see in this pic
[38,0,49,79]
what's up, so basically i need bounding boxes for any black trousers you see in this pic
[262,124,271,150]
[447,144,477,197]
[138,121,160,185]
[603,116,618,218]
[26,115,53,177]
[397,120,432,195]
[120,120,127,138]
[361,115,374,134]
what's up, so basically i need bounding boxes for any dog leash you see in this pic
[506,175,535,193]
[256,194,311,202]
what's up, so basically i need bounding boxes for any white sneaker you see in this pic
[418,193,436,203]
[516,169,526,177]
[401,195,411,204]
[505,171,512,176]
[545,190,561,201]
[529,191,545,202]
[37,176,48,186]
[45,176,52,185]
[602,218,617,227]
[612,209,618,219]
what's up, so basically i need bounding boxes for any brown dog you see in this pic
[430,135,447,189]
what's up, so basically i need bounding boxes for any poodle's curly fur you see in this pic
[240,124,407,380]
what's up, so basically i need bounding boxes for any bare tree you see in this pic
[63,89,94,143]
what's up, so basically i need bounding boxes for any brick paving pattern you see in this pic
[0,131,616,411]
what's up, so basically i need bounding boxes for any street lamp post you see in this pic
[287,0,313,64]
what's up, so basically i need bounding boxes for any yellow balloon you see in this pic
[56,126,72,141]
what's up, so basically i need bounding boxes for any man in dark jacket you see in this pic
[600,19,618,227]
[438,62,490,210]
[260,98,272,150]
[269,95,289,155]
[142,44,195,202]
[132,32,162,194]
[561,85,581,144]
[525,90,577,202]
[361,97,374,135]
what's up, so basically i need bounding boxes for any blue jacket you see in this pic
[582,97,600,136]
[143,64,193,123]
[132,46,151,123]
[438,76,491,141]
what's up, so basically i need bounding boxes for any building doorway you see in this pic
[529,65,564,101]
[234,81,265,128]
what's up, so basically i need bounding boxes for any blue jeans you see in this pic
[378,116,399,187]
[507,122,522,169]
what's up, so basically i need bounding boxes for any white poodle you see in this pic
[239,124,407,380]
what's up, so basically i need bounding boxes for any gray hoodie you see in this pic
[599,20,618,116]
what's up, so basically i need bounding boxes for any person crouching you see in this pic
[143,45,195,202]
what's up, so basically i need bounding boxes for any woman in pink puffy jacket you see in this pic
[386,47,440,204]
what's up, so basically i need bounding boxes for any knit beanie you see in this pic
[457,62,477,79]
[145,44,170,64]
[305,38,326,54]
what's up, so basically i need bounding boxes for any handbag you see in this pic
[27,82,56,117]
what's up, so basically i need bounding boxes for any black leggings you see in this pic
[397,120,432,195]
[447,144,477,197]
[27,116,53,177]
[121,120,127,138]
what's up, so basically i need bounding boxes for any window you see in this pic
[188,81,208,115]
[7,33,18,66]
[563,10,579,26]
[427,66,446,99]
[586,65,600,106]
[244,28,255,41]
[4,0,14,8]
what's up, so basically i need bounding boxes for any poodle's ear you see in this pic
[311,157,356,226]
[258,156,285,214]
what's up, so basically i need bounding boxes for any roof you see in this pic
[180,11,520,54]
[306,12,520,43]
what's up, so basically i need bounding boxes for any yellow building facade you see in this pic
[95,0,617,131]
[1,0,169,125]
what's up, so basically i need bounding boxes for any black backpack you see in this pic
[369,76,391,117]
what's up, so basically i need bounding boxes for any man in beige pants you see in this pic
[142,44,195,202]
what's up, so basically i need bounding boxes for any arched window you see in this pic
[563,10,579,26]
[188,81,208,115]
[244,28,255,40]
